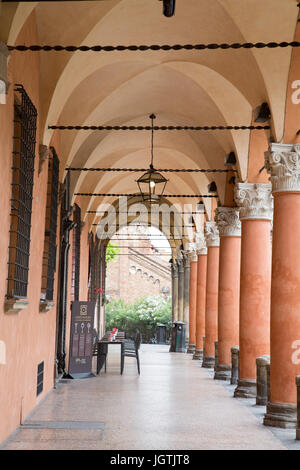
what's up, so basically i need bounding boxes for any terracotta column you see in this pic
[202,222,220,368]
[187,246,198,354]
[263,143,300,428]
[234,182,273,398]
[183,251,190,344]
[193,233,207,360]
[172,263,179,322]
[214,207,241,380]
[177,257,184,322]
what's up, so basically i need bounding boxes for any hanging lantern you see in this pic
[136,114,168,204]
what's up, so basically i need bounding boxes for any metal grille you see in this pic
[36,361,44,397]
[41,148,59,301]
[71,204,81,301]
[7,85,37,298]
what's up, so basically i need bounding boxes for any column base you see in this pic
[192,348,203,361]
[214,364,231,381]
[263,402,297,429]
[234,379,256,398]
[202,355,215,368]
[187,344,196,354]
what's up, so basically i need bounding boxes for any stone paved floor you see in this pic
[2,344,299,450]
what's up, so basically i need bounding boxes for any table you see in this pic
[96,339,125,375]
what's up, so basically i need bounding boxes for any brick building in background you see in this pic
[106,227,171,303]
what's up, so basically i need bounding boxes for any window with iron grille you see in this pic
[7,85,37,299]
[71,204,81,301]
[41,148,59,302]
[36,361,44,396]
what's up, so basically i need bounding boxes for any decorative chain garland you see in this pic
[51,125,269,131]
[8,41,300,52]
[75,193,217,198]
[68,167,237,173]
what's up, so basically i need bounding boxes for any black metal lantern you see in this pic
[136,114,168,204]
[163,0,176,17]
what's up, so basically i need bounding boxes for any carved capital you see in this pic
[265,143,300,193]
[195,232,207,255]
[234,182,273,221]
[39,144,50,174]
[204,221,220,247]
[188,243,198,262]
[172,262,178,278]
[80,220,86,234]
[58,182,66,203]
[182,250,190,269]
[0,42,10,104]
[215,207,241,237]
[177,257,184,274]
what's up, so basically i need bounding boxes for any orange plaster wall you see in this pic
[0,13,59,444]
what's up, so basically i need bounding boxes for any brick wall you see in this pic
[106,233,171,304]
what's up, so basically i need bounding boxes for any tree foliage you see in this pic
[106,241,120,264]
[105,295,172,343]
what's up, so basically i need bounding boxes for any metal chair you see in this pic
[121,330,141,375]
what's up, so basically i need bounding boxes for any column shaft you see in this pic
[235,219,271,397]
[187,259,197,354]
[264,192,300,428]
[183,257,190,336]
[178,262,184,322]
[202,246,219,368]
[193,253,207,360]
[215,236,241,379]
[173,272,179,322]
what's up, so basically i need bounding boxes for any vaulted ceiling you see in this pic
[1,0,299,238]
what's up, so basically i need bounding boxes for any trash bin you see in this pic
[156,324,167,344]
[169,321,186,353]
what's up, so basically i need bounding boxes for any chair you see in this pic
[121,330,142,375]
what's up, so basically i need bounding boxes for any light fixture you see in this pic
[254,102,271,123]
[208,181,217,193]
[136,114,168,204]
[224,152,236,167]
[162,0,176,17]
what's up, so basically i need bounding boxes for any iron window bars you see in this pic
[7,84,37,299]
[41,148,59,301]
[71,204,81,301]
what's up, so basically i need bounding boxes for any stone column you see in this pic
[263,143,300,428]
[193,233,207,360]
[183,251,190,344]
[234,182,273,398]
[214,207,241,380]
[172,263,179,322]
[202,222,220,368]
[177,257,184,322]
[187,247,198,354]
[0,43,10,104]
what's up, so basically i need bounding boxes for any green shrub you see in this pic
[105,295,172,343]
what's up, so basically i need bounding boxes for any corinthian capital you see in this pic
[195,232,207,255]
[265,143,300,193]
[234,182,273,221]
[187,243,198,262]
[215,207,241,237]
[204,222,220,247]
